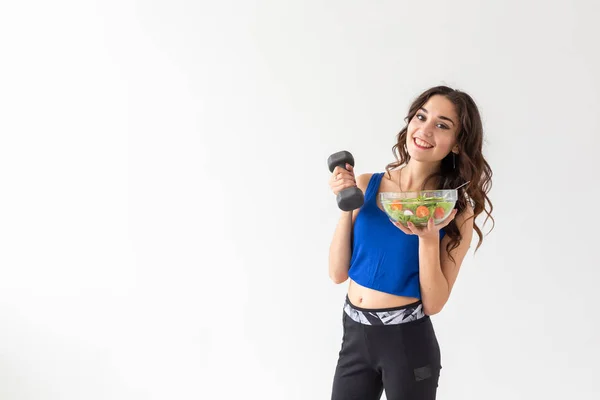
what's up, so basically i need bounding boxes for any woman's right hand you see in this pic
[329,164,356,196]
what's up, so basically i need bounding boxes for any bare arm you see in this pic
[418,204,474,315]
[328,172,372,284]
[328,210,354,283]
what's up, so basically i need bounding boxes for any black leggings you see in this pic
[331,297,442,400]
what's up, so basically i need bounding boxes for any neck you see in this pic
[397,159,441,191]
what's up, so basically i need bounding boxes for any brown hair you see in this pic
[385,85,494,260]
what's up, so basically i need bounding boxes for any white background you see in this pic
[1,1,599,399]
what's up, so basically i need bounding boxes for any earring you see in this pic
[453,152,456,169]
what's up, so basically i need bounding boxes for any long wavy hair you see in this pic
[385,86,494,261]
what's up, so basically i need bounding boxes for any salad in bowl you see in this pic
[380,189,457,227]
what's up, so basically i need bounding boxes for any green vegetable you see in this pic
[383,196,455,227]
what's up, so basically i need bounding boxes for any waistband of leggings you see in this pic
[343,295,426,325]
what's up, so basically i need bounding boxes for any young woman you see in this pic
[328,85,494,400]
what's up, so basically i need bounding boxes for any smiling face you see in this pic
[406,95,460,162]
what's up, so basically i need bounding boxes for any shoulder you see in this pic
[351,173,375,223]
[355,173,374,193]
[455,201,475,233]
[457,200,474,220]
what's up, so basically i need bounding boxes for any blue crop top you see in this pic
[348,172,446,299]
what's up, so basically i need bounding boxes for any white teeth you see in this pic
[415,138,433,148]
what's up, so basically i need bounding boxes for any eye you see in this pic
[416,113,450,130]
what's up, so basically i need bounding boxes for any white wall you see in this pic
[1,1,599,399]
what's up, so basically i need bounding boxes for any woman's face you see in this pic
[406,95,460,163]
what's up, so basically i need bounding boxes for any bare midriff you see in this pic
[347,279,420,309]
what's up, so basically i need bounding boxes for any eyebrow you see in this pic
[420,107,456,126]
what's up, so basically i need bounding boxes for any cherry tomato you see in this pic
[416,205,429,218]
[390,201,403,211]
[434,207,445,219]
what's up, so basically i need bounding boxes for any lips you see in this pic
[413,137,434,149]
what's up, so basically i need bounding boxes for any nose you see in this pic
[420,126,434,137]
[422,119,437,136]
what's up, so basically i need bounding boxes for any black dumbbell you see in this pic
[327,150,364,211]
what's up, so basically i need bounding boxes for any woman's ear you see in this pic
[452,145,460,154]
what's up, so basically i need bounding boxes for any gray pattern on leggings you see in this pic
[343,299,425,325]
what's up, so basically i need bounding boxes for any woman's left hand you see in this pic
[389,209,458,239]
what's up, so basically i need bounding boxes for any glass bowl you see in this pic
[380,189,457,227]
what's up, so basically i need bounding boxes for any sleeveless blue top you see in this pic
[348,172,446,299]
